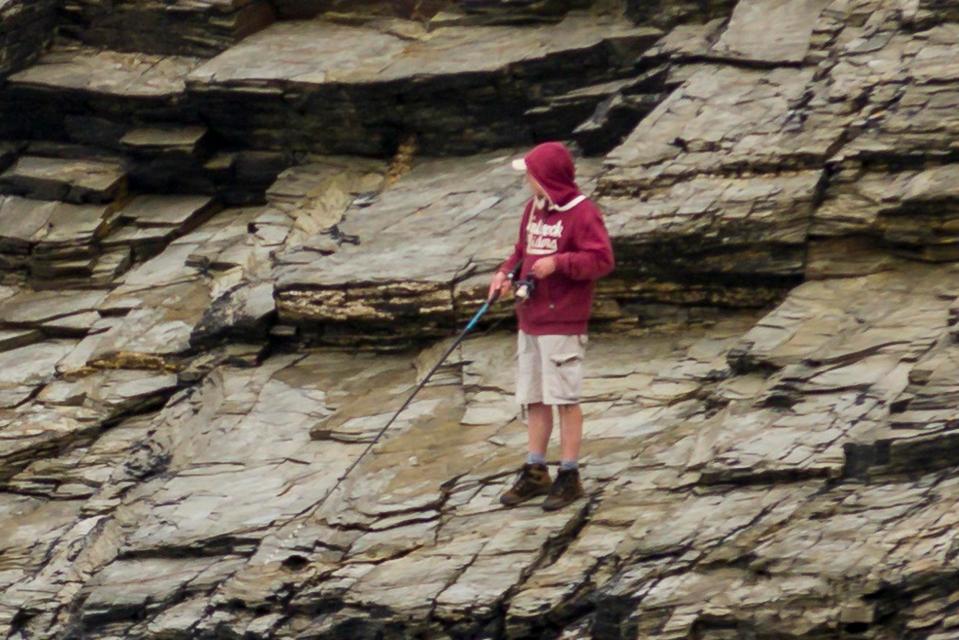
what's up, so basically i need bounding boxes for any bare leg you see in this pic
[558,404,583,462]
[527,402,553,457]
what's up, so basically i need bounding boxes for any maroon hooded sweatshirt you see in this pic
[500,142,615,335]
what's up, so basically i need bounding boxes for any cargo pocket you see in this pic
[549,352,582,367]
[547,351,583,404]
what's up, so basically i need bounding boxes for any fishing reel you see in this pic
[512,275,536,301]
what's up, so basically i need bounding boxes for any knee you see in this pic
[557,405,583,429]
[526,403,551,421]
[527,402,549,413]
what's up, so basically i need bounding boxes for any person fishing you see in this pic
[489,141,615,511]
[270,144,612,563]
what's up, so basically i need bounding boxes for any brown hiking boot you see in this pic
[500,463,552,507]
[542,468,584,511]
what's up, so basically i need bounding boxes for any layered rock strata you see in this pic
[185,15,658,156]
[4,0,959,639]
[58,0,277,57]
[0,0,57,79]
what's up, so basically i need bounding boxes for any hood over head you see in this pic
[513,141,582,209]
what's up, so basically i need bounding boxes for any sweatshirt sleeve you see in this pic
[555,205,615,281]
[499,201,531,275]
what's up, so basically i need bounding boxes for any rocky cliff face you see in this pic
[3,1,959,639]
[0,0,57,79]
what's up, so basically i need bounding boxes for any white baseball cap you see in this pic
[510,157,527,172]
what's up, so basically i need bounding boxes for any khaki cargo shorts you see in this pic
[516,331,588,406]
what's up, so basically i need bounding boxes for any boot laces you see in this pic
[552,469,574,494]
[516,465,541,491]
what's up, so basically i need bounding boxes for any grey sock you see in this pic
[560,459,578,471]
[526,452,546,465]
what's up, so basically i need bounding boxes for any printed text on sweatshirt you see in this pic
[500,197,614,335]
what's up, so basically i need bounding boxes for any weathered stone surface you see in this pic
[38,278,959,638]
[600,65,833,193]
[272,0,431,19]
[600,171,820,305]
[625,0,734,28]
[571,69,669,155]
[456,0,593,21]
[0,46,203,141]
[0,0,56,79]
[0,328,42,352]
[274,151,536,343]
[0,155,127,204]
[709,0,829,64]
[116,194,216,231]
[0,14,660,169]
[7,46,200,99]
[120,125,209,156]
[60,0,276,57]
[187,16,659,155]
[813,18,959,261]
[274,0,605,22]
[274,146,810,345]
[0,288,107,330]
[190,282,276,346]
[0,196,119,283]
[5,1,959,638]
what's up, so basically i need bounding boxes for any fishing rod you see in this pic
[270,268,520,561]
[340,261,524,477]
[343,289,503,475]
